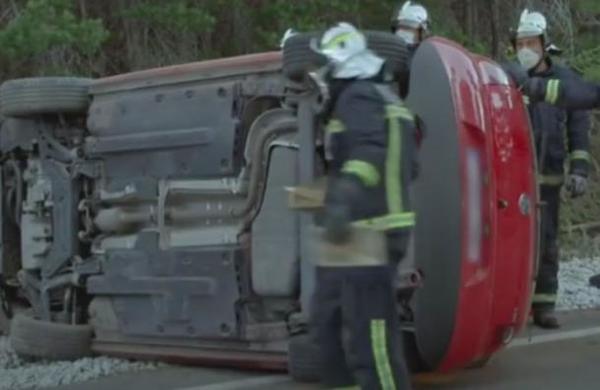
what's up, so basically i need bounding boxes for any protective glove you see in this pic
[323,175,363,244]
[521,77,547,102]
[323,203,352,244]
[502,62,547,102]
[565,174,588,198]
[502,62,529,88]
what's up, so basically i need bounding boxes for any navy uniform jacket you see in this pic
[525,61,591,183]
[324,80,418,232]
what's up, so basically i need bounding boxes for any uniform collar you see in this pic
[530,56,555,77]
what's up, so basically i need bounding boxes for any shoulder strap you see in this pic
[373,83,402,105]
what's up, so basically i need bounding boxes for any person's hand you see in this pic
[502,62,528,88]
[502,63,548,102]
[521,77,548,102]
[565,174,588,198]
[323,204,351,244]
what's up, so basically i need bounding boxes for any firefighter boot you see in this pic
[533,309,560,329]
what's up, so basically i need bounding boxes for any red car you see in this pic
[0,34,536,379]
[407,37,537,372]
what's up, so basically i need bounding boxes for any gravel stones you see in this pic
[0,336,158,389]
[0,258,599,389]
[557,257,600,311]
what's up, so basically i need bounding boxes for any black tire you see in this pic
[9,312,93,360]
[365,31,410,79]
[287,333,322,382]
[0,305,8,335]
[282,33,326,81]
[282,31,410,82]
[0,77,93,118]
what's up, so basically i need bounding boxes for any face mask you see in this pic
[396,30,416,45]
[517,47,541,70]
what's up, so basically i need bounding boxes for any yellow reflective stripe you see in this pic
[532,293,556,303]
[523,95,530,105]
[544,80,558,104]
[326,119,345,134]
[537,174,564,186]
[386,104,414,121]
[353,212,415,230]
[552,80,561,104]
[544,80,553,103]
[545,79,560,104]
[385,104,403,213]
[322,32,358,50]
[571,150,591,162]
[342,160,380,187]
[370,319,397,390]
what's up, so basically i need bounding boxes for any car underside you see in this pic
[0,33,537,381]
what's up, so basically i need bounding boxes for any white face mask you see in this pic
[396,30,416,45]
[517,47,541,70]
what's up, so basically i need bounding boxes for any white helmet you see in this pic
[393,1,429,31]
[516,9,547,39]
[314,22,384,79]
[280,28,297,49]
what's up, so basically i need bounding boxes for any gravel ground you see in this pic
[0,258,597,389]
[557,257,600,311]
[0,336,159,390]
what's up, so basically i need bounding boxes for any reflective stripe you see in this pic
[322,32,358,50]
[545,79,560,105]
[386,104,414,121]
[342,160,380,187]
[533,293,557,303]
[523,95,530,105]
[537,174,564,186]
[354,212,415,231]
[385,104,404,214]
[552,80,561,104]
[370,319,397,390]
[571,150,591,162]
[326,119,346,134]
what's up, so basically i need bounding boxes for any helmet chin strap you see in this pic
[531,54,549,73]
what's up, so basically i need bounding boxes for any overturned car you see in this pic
[0,32,537,379]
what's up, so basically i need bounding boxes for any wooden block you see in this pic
[285,178,327,210]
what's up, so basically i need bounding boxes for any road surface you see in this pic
[53,310,600,390]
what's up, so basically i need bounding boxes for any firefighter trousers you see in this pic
[311,265,412,390]
[533,185,561,312]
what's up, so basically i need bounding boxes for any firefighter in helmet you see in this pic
[310,22,418,389]
[391,1,429,98]
[510,9,591,329]
[391,1,429,52]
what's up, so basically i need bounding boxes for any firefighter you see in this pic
[510,9,591,329]
[505,57,600,294]
[391,1,429,53]
[310,22,417,389]
[391,1,430,98]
